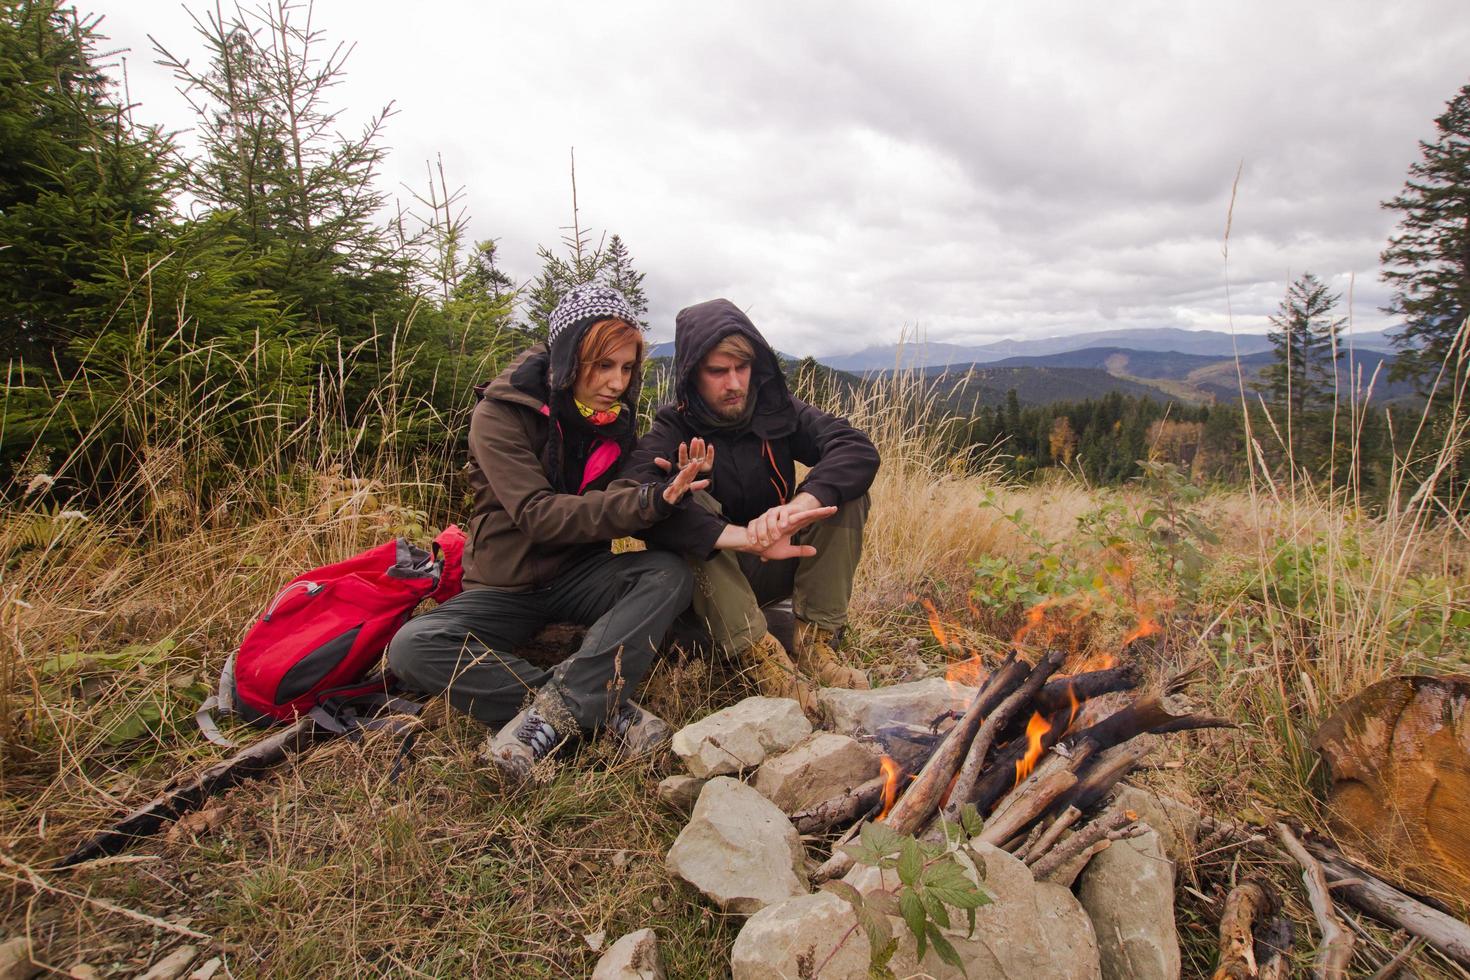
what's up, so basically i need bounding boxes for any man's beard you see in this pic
[715,393,747,419]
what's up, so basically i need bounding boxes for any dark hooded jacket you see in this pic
[463,344,671,591]
[624,299,880,559]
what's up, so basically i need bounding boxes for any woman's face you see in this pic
[572,338,639,410]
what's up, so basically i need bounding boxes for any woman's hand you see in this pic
[660,453,710,505]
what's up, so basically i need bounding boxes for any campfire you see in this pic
[795,599,1232,887]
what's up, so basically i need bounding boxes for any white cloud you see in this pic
[97,0,1469,355]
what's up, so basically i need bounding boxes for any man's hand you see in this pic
[654,438,715,479]
[744,492,828,550]
[660,449,710,505]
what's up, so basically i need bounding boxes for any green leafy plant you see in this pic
[814,807,992,978]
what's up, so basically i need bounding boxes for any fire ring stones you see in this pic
[670,696,812,777]
[665,777,808,916]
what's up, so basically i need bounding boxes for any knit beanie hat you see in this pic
[548,284,638,354]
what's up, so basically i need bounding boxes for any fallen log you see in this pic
[791,775,886,835]
[1276,822,1354,979]
[1255,916,1294,980]
[58,715,323,867]
[1212,878,1281,980]
[1308,843,1470,970]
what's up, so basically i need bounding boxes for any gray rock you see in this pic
[671,697,812,777]
[752,733,880,814]
[1077,828,1180,980]
[0,937,38,980]
[591,928,665,980]
[848,841,1101,979]
[1112,785,1199,864]
[730,891,869,980]
[818,677,975,738]
[656,775,706,813]
[665,777,808,915]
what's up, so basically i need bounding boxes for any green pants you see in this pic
[689,492,869,654]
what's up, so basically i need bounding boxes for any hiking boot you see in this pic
[607,699,672,757]
[484,687,576,783]
[794,621,870,690]
[743,632,819,717]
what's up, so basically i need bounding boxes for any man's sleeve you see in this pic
[472,401,670,545]
[617,411,728,559]
[788,396,881,507]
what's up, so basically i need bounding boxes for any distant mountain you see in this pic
[940,345,1415,405]
[927,367,1176,410]
[819,326,1403,372]
[646,340,798,361]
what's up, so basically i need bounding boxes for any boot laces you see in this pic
[515,709,559,759]
[609,702,638,737]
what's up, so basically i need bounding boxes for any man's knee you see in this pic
[628,548,695,607]
[386,613,447,689]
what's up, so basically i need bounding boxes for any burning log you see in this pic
[968,691,1231,815]
[942,648,1068,821]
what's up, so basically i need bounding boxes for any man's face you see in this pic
[695,350,753,420]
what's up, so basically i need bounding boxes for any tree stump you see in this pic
[1311,674,1470,905]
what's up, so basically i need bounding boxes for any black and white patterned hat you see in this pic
[547,284,638,347]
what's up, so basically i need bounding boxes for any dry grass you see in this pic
[2,335,1469,976]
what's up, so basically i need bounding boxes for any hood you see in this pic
[672,298,792,435]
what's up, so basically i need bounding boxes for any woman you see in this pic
[387,285,707,782]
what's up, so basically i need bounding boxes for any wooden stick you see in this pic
[1029,805,1139,880]
[1053,735,1156,815]
[1276,822,1355,979]
[978,747,1087,846]
[943,648,1067,821]
[791,776,886,835]
[1023,804,1081,864]
[994,661,1142,743]
[58,715,322,866]
[811,658,1021,883]
[1368,937,1425,980]
[1212,878,1280,980]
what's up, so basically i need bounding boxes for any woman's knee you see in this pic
[643,549,694,605]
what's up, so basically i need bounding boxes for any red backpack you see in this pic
[197,526,466,746]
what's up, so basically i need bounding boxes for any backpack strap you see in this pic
[195,695,237,749]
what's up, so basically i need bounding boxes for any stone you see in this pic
[139,946,198,980]
[1112,785,1199,864]
[1077,828,1180,980]
[656,775,706,813]
[591,928,665,980]
[671,697,812,777]
[818,677,974,737]
[665,777,807,915]
[753,732,881,814]
[730,891,869,980]
[0,937,38,980]
[848,841,1101,979]
[818,677,976,771]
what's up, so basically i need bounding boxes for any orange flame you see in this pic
[1066,682,1082,733]
[946,653,987,689]
[1121,614,1161,647]
[878,756,902,820]
[921,598,951,649]
[1013,712,1052,786]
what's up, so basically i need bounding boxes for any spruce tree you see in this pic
[1256,272,1344,415]
[1381,80,1470,386]
[0,0,174,364]
[601,233,648,329]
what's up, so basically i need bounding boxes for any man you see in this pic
[627,298,880,709]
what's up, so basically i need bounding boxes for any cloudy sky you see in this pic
[97,1,1469,355]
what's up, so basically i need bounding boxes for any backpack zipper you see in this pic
[263,580,324,621]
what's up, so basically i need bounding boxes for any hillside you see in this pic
[924,365,1177,410]
[820,326,1402,372]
